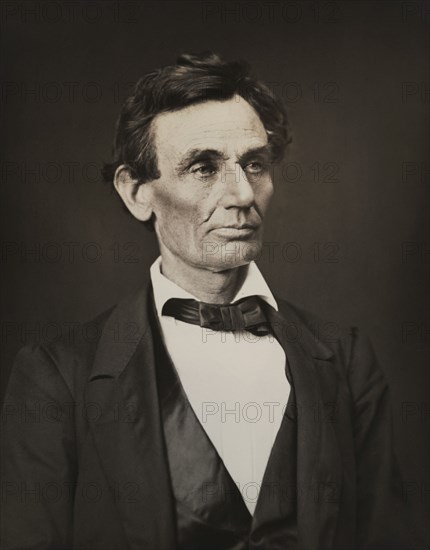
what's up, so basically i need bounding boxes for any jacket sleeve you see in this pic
[346,328,421,550]
[1,345,77,550]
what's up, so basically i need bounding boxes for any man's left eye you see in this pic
[244,162,264,174]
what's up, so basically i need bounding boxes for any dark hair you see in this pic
[102,52,290,224]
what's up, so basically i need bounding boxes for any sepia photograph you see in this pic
[1,1,428,549]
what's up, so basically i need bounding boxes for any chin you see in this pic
[199,239,262,270]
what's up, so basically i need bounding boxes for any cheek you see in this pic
[152,185,203,235]
[257,177,274,211]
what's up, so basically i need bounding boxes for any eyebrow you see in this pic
[176,149,228,176]
[175,144,273,177]
[238,145,273,165]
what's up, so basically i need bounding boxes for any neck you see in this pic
[159,248,248,304]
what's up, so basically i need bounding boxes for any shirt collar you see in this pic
[150,256,278,318]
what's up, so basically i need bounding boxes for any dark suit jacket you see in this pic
[0,283,418,549]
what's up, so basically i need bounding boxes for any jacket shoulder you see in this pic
[13,305,116,400]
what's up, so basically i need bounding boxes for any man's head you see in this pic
[103,52,289,272]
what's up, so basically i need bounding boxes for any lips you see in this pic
[210,224,260,239]
[224,224,258,230]
[213,222,260,230]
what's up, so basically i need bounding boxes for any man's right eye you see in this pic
[191,164,217,178]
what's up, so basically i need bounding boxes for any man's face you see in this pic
[148,97,274,271]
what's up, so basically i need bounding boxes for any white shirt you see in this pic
[150,257,290,514]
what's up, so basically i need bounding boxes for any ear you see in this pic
[113,165,153,222]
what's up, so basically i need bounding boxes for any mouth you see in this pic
[226,224,259,230]
[210,224,261,239]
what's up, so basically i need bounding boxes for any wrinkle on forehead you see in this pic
[183,126,267,150]
[153,98,268,162]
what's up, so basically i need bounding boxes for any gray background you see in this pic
[1,0,428,539]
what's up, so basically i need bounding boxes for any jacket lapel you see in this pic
[85,284,176,550]
[270,299,342,550]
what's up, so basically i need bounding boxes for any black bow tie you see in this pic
[162,296,271,336]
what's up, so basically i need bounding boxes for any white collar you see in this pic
[150,256,278,318]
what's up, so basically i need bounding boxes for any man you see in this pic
[1,53,416,549]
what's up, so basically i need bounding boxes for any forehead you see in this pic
[152,97,268,159]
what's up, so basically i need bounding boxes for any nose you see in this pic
[221,164,254,209]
